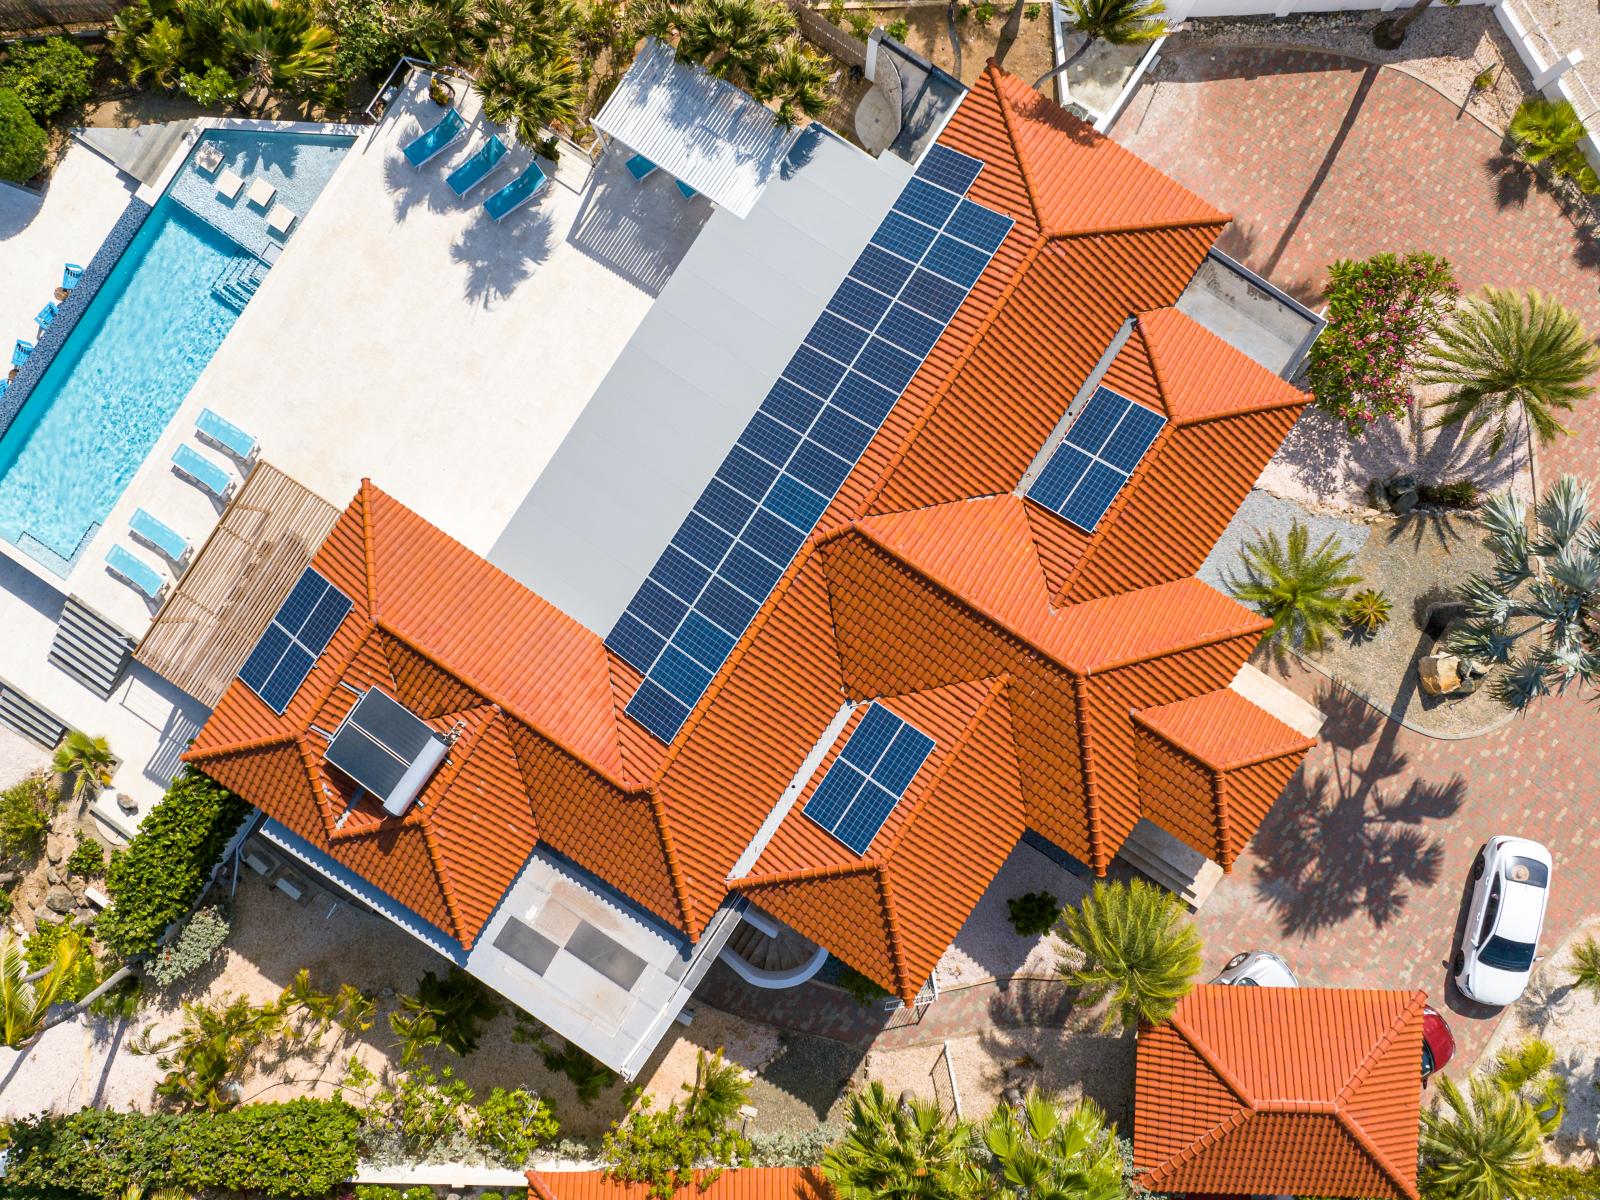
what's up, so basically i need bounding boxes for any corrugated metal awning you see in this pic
[592,39,801,218]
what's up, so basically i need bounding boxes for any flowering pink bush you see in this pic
[1306,252,1459,436]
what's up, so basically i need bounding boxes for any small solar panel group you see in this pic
[238,568,354,715]
[608,145,1014,744]
[803,704,935,855]
[1027,385,1166,533]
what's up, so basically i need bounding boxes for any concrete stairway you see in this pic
[1117,819,1225,910]
[49,597,135,699]
[0,681,66,748]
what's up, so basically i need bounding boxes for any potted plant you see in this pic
[428,75,455,106]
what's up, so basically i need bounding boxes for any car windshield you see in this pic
[1506,856,1549,887]
[1480,935,1537,972]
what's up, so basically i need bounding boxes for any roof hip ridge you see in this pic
[738,858,883,887]
[1136,1106,1254,1191]
[1044,213,1230,240]
[987,63,1046,231]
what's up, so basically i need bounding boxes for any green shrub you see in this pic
[179,63,241,107]
[403,1189,435,1200]
[0,771,53,857]
[353,1189,402,1200]
[25,918,100,1001]
[317,0,409,87]
[87,973,143,1019]
[1343,587,1393,636]
[3,1099,360,1198]
[1006,890,1061,937]
[602,1095,752,1200]
[145,904,231,987]
[0,86,46,179]
[96,769,248,960]
[540,1037,619,1106]
[1525,1162,1600,1199]
[0,888,11,918]
[0,38,95,121]
[1417,479,1480,508]
[834,960,889,1006]
[65,839,106,878]
[476,1086,559,1166]
[885,17,907,39]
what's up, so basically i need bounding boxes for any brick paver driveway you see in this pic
[1112,45,1600,1068]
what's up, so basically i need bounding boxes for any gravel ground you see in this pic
[1198,488,1372,598]
[1261,393,1534,516]
[1478,918,1600,1165]
[935,841,1085,988]
[1177,6,1535,129]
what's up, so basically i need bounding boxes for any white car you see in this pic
[1212,949,1299,987]
[1454,837,1553,1007]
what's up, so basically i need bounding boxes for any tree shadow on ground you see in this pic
[1251,682,1464,938]
[973,986,1135,1127]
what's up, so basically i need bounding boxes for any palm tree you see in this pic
[1421,289,1597,456]
[473,45,581,142]
[52,731,114,810]
[1228,521,1362,655]
[0,928,88,1047]
[682,1047,750,1130]
[1570,934,1600,1001]
[110,6,188,90]
[1057,878,1201,1033]
[1420,1075,1541,1200]
[675,0,796,86]
[137,993,283,1110]
[1450,476,1600,709]
[822,1081,982,1200]
[751,39,833,129]
[224,0,336,103]
[1371,0,1437,50]
[1509,97,1600,193]
[981,1090,1124,1200]
[406,0,478,63]
[1487,1038,1568,1135]
[1032,0,1165,95]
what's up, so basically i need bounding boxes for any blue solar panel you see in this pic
[804,704,936,854]
[611,157,1013,743]
[916,144,984,194]
[1026,385,1166,533]
[237,568,353,715]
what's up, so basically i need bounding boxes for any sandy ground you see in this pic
[889,4,1055,88]
[1478,917,1600,1165]
[936,841,1086,988]
[0,728,50,797]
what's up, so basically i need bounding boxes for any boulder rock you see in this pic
[1418,653,1462,696]
[45,867,61,885]
[44,885,75,914]
[1367,479,1391,513]
[0,870,18,889]
[1391,486,1418,516]
[45,835,65,864]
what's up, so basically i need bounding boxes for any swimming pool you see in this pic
[0,129,353,574]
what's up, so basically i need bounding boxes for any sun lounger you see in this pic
[35,302,57,332]
[484,160,549,222]
[402,108,467,168]
[266,204,297,236]
[447,136,507,197]
[130,508,190,568]
[172,443,236,502]
[246,177,277,209]
[675,179,698,200]
[625,153,657,182]
[216,168,244,200]
[61,263,83,292]
[196,407,258,462]
[105,544,167,602]
[11,340,32,368]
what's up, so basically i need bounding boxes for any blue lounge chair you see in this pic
[106,544,167,602]
[446,136,506,197]
[11,340,32,368]
[196,407,258,462]
[675,179,698,200]
[173,443,236,501]
[62,263,83,291]
[402,108,467,168]
[130,508,190,569]
[625,153,657,182]
[484,161,548,222]
[36,302,57,332]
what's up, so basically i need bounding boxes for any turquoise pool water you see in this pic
[0,130,353,572]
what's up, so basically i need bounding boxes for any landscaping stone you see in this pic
[1366,479,1390,513]
[45,867,60,885]
[43,885,74,914]
[0,870,19,889]
[1387,475,1419,516]
[44,835,64,864]
[1418,652,1462,696]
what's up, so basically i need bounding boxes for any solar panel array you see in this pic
[607,145,1014,744]
[804,704,936,855]
[1027,385,1166,533]
[238,568,354,715]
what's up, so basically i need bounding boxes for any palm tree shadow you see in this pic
[449,202,556,306]
[974,986,1136,1127]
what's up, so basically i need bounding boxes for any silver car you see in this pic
[1212,949,1299,987]
[1454,837,1553,1007]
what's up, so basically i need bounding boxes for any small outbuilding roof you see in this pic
[592,38,802,218]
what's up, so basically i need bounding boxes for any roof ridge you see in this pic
[986,63,1046,231]
[524,1172,559,1200]
[1171,1000,1257,1108]
[357,477,379,616]
[1045,214,1230,240]
[874,863,914,1003]
[1136,1106,1255,1191]
[641,784,699,935]
[740,857,883,887]
[185,730,300,760]
[1210,771,1233,870]
[1331,989,1428,1200]
[418,810,468,943]
[1070,673,1106,870]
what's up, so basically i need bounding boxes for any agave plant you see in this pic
[1343,587,1393,637]
[822,1080,983,1199]
[1450,475,1600,709]
[681,1046,751,1131]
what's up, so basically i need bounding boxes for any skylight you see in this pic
[803,704,935,855]
[1027,385,1165,532]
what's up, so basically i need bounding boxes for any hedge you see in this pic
[1526,1163,1600,1199]
[3,1100,360,1198]
[95,768,250,960]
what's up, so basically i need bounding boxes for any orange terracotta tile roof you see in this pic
[1134,985,1426,1200]
[527,1169,831,1200]
[186,65,1315,1002]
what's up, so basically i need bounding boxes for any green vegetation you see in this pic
[1006,890,1061,937]
[51,731,115,810]
[389,966,503,1062]
[823,1081,980,1198]
[0,38,95,121]
[1485,1038,1567,1136]
[1450,476,1600,710]
[1306,251,1460,434]
[145,905,231,988]
[0,771,54,858]
[24,918,100,1002]
[1032,0,1166,92]
[661,0,834,128]
[835,959,892,1006]
[1229,520,1362,654]
[476,1084,561,1165]
[603,1047,754,1198]
[1057,878,1202,1033]
[1421,288,1597,456]
[2,926,89,1046]
[65,838,107,879]
[982,1090,1125,1199]
[539,1035,621,1104]
[1420,1075,1542,1200]
[96,768,249,960]
[1418,479,1480,509]
[1509,96,1599,193]
[2,1100,361,1198]
[1569,935,1600,1001]
[1343,587,1393,637]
